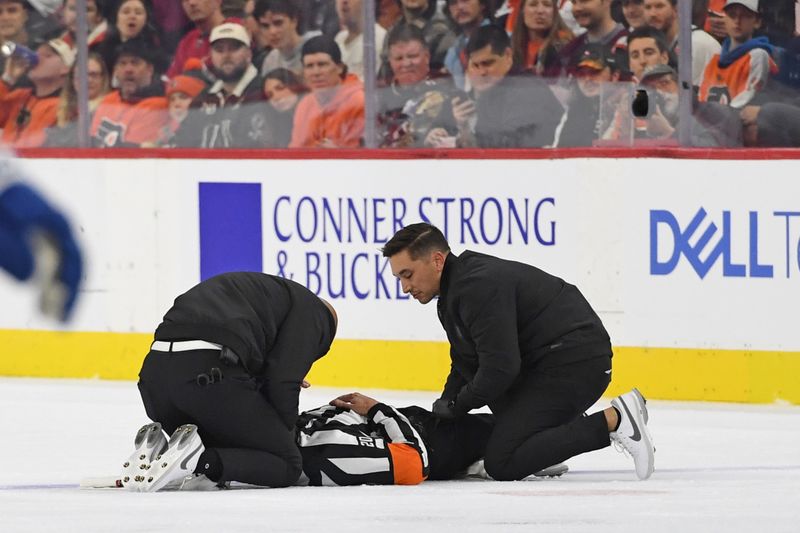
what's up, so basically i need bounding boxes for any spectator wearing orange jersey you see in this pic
[290,36,364,148]
[91,38,168,147]
[698,0,778,108]
[0,38,74,148]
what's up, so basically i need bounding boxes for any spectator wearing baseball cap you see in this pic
[698,0,778,108]
[90,37,168,147]
[289,35,364,148]
[0,38,74,147]
[559,42,621,147]
[173,21,268,148]
[151,58,207,146]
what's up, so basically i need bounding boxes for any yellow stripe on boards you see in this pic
[607,347,800,404]
[0,329,798,404]
[1,329,152,380]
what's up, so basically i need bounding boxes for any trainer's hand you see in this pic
[330,392,378,416]
[432,398,456,419]
[0,183,83,321]
[301,379,311,388]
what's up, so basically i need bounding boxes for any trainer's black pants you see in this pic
[483,356,612,481]
[399,406,495,480]
[138,349,301,487]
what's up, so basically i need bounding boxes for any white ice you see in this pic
[1,377,798,533]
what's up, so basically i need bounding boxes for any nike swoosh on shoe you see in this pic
[180,445,202,470]
[620,398,642,442]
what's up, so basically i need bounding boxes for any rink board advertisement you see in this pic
[0,156,798,403]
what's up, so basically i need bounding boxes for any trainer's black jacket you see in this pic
[154,272,336,428]
[437,252,611,414]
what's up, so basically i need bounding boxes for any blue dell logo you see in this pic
[650,208,800,279]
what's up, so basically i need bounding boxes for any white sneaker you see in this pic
[611,388,655,480]
[141,424,205,492]
[121,422,168,491]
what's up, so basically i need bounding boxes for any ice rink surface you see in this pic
[1,378,798,533]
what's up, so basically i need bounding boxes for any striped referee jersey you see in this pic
[297,403,430,486]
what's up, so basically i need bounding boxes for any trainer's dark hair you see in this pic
[466,24,510,58]
[382,223,450,259]
[387,23,429,50]
[627,25,671,55]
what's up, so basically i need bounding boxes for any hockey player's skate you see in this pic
[610,388,655,480]
[141,424,205,492]
[121,422,168,491]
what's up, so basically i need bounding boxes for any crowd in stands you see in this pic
[0,0,798,149]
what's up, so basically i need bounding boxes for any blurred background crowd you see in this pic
[0,0,798,149]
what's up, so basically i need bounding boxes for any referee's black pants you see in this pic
[138,349,301,487]
[483,355,612,481]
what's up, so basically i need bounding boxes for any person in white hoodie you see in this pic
[334,0,386,80]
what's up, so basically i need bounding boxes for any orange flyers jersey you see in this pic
[90,91,168,147]
[0,83,59,148]
[699,48,778,108]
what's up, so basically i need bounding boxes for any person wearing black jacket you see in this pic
[383,223,655,481]
[129,272,338,492]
